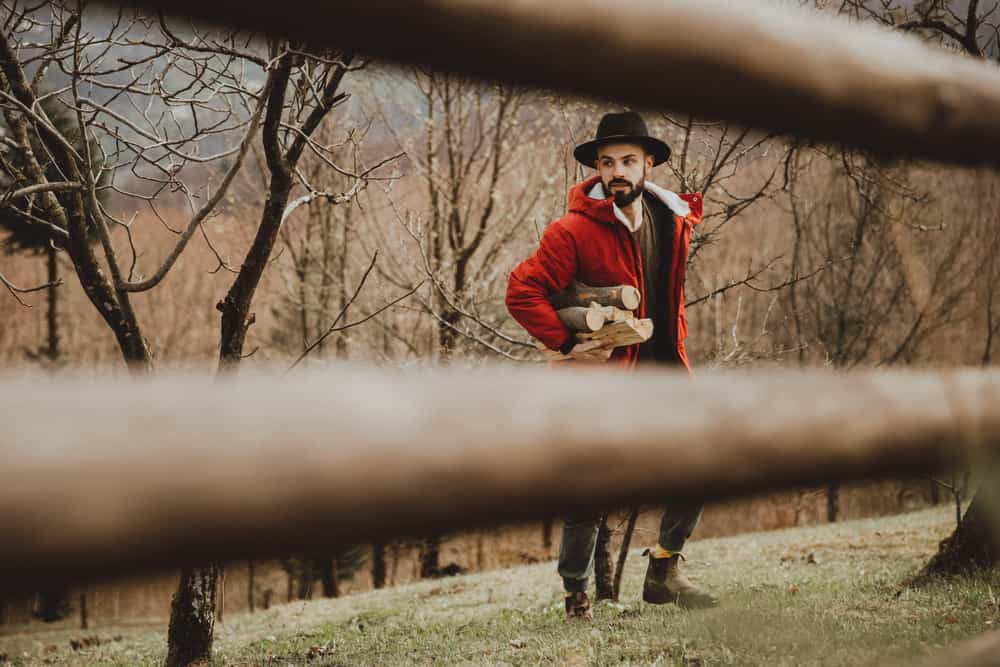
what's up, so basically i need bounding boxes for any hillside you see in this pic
[1,506,997,666]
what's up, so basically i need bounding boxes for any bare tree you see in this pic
[830,0,1000,558]
[838,0,999,60]
[0,6,274,658]
[0,2,399,660]
[171,35,400,664]
[0,87,103,364]
[366,71,550,575]
[366,69,549,366]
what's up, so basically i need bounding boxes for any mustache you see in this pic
[607,179,634,189]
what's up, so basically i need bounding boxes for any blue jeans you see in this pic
[558,502,704,593]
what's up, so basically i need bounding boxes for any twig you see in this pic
[612,507,640,601]
[421,298,533,362]
[286,251,380,372]
[0,269,60,307]
[1,181,82,200]
[687,255,844,308]
[285,253,424,373]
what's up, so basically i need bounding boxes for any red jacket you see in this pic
[506,175,703,370]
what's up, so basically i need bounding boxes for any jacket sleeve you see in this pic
[505,222,578,352]
[679,192,703,226]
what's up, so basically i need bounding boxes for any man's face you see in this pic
[595,142,653,208]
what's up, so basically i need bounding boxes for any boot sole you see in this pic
[643,589,718,609]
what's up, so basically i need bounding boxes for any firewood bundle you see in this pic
[538,281,653,361]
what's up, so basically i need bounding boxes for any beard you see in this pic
[605,175,645,208]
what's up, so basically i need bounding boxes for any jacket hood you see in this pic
[567,175,692,228]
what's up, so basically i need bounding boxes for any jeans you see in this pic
[558,501,704,592]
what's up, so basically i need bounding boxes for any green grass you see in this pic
[2,506,997,666]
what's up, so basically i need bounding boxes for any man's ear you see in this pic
[645,154,654,170]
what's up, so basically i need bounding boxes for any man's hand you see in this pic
[566,339,614,362]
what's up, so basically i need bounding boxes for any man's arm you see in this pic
[505,223,579,354]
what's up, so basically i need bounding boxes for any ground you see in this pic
[1,506,997,666]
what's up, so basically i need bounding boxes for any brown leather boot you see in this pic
[564,591,593,620]
[642,551,718,609]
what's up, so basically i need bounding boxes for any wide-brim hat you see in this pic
[573,111,671,167]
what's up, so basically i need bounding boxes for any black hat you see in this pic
[573,111,671,167]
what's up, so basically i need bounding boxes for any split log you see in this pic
[555,306,606,333]
[549,281,640,312]
[542,318,653,361]
[555,303,636,333]
[580,318,653,346]
[594,304,634,324]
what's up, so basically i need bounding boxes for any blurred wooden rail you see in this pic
[116,0,1000,167]
[0,368,998,591]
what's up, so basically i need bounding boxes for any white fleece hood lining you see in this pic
[587,181,691,232]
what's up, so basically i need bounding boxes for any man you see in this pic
[505,111,717,619]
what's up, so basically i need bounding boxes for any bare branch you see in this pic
[0,269,60,307]
[117,80,270,292]
[1,180,82,199]
[286,251,424,372]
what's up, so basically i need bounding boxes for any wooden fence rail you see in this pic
[1,367,998,591]
[116,0,1000,167]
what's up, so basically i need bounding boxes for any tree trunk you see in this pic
[542,518,553,550]
[612,508,639,601]
[319,557,339,598]
[217,59,294,371]
[827,483,840,522]
[390,542,400,586]
[594,515,614,601]
[45,245,59,361]
[218,182,289,369]
[247,561,254,613]
[436,309,461,360]
[922,492,999,577]
[296,560,314,600]
[165,565,219,667]
[34,590,69,622]
[420,536,441,578]
[217,569,225,624]
[372,541,387,589]
[79,592,87,630]
[175,58,295,666]
[285,561,294,602]
[930,477,942,505]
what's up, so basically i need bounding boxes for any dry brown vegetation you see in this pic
[1,64,995,630]
[4,95,997,372]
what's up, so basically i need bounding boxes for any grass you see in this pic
[2,506,997,666]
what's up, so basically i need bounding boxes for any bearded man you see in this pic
[505,111,717,619]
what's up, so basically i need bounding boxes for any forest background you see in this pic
[0,0,997,630]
